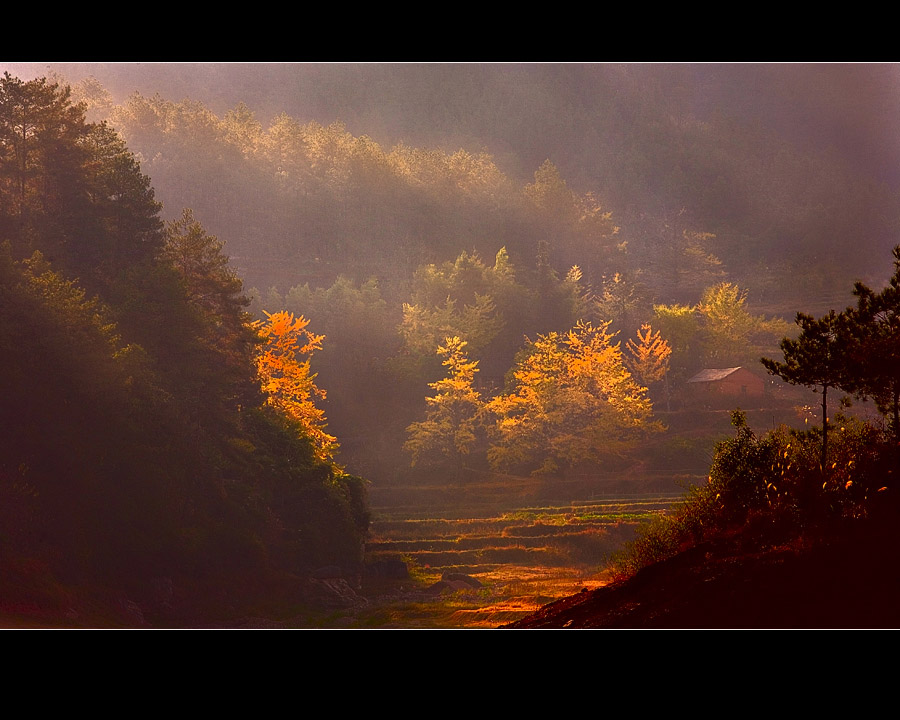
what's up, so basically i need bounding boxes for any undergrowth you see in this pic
[609,410,898,581]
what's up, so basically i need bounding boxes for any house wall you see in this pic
[716,369,765,397]
[683,368,767,409]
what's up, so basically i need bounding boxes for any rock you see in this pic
[441,572,483,588]
[423,580,451,596]
[307,577,368,609]
[311,565,344,580]
[365,559,409,579]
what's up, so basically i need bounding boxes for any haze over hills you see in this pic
[1,63,891,303]
[3,63,900,626]
[3,61,893,475]
[5,63,895,292]
[8,62,900,180]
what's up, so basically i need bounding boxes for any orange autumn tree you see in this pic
[625,323,672,386]
[487,320,659,476]
[254,310,337,461]
[626,323,673,411]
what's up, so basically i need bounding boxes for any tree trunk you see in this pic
[821,383,828,479]
[893,383,900,443]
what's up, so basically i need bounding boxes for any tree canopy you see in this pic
[405,336,484,474]
[843,247,900,437]
[762,310,846,471]
[762,245,900,468]
[254,310,337,462]
[487,320,659,476]
[0,73,163,288]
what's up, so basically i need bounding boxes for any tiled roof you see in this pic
[687,367,744,383]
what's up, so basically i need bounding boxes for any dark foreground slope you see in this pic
[505,515,900,629]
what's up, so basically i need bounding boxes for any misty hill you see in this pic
[6,63,896,309]
[10,63,886,486]
[4,65,900,626]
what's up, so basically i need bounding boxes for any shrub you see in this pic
[609,410,895,580]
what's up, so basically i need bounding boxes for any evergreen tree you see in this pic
[762,309,847,473]
[843,246,900,439]
[161,209,260,415]
[0,73,163,286]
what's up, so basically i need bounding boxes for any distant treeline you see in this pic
[60,73,844,483]
[66,66,900,310]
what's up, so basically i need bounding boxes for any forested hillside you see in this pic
[3,64,900,627]
[42,65,868,484]
[0,73,368,626]
[40,63,899,307]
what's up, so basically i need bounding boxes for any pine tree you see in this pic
[164,210,259,393]
[0,73,163,282]
[842,247,900,439]
[762,310,847,473]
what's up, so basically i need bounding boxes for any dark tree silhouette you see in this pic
[762,309,847,474]
[843,246,900,440]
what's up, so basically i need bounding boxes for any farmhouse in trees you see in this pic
[686,367,766,403]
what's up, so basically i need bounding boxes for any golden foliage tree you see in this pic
[487,320,659,475]
[253,310,337,461]
[404,337,484,473]
[625,323,672,387]
[698,282,788,365]
[399,294,501,358]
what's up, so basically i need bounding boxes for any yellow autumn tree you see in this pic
[404,337,484,477]
[697,282,789,365]
[626,324,672,386]
[626,323,673,411]
[487,320,659,476]
[253,310,337,461]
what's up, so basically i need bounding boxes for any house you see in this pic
[686,367,766,404]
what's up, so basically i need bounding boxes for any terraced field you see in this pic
[349,490,685,628]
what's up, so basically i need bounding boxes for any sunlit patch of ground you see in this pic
[344,490,679,628]
[334,564,610,629]
[445,567,609,628]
